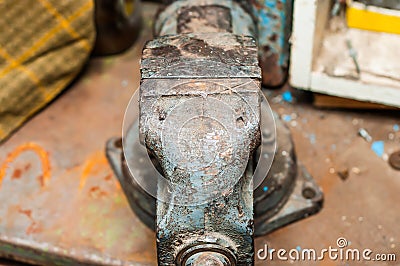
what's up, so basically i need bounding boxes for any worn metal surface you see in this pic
[111,2,316,265]
[253,115,323,236]
[0,2,398,266]
[388,151,400,170]
[0,16,157,263]
[138,23,262,263]
[109,15,322,264]
[255,87,400,265]
[155,0,292,87]
[141,33,260,79]
[249,0,293,87]
[93,0,142,55]
[154,0,256,38]
[106,112,323,236]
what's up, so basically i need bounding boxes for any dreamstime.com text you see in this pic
[257,237,396,262]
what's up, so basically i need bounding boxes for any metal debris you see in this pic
[309,134,316,145]
[346,39,361,76]
[337,168,349,181]
[351,167,361,174]
[282,91,293,103]
[282,114,292,122]
[358,128,372,142]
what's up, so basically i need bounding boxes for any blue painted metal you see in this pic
[158,0,293,87]
[249,0,293,86]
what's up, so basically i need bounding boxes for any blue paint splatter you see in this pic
[263,186,269,192]
[282,114,292,122]
[371,141,384,157]
[331,144,336,151]
[296,246,301,251]
[309,134,316,145]
[282,91,293,103]
[393,124,399,132]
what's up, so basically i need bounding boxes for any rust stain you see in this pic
[18,208,33,219]
[89,186,108,198]
[24,163,31,171]
[17,207,42,235]
[26,221,42,235]
[37,175,44,187]
[0,142,51,188]
[249,0,263,10]
[12,169,22,179]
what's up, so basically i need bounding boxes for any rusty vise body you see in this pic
[106,1,323,265]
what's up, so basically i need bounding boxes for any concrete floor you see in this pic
[0,3,399,266]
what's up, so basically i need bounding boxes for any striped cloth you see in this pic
[0,0,95,142]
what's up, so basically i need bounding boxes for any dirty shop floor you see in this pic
[0,5,399,266]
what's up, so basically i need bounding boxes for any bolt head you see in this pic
[185,251,231,266]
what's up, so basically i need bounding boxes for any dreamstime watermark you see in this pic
[257,237,397,262]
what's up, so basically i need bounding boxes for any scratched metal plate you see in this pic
[0,37,157,265]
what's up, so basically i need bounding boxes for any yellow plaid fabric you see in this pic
[0,0,95,142]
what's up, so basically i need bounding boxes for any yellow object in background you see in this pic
[347,2,400,35]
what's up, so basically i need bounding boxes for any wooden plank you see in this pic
[289,0,317,88]
[310,72,400,108]
[312,0,332,67]
[313,93,399,109]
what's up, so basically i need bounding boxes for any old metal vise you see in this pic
[106,1,323,265]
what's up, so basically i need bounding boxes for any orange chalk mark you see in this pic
[0,142,51,188]
[79,152,108,190]
[79,151,121,191]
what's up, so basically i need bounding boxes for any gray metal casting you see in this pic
[106,1,323,265]
[140,30,261,264]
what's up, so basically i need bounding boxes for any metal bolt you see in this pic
[389,151,400,170]
[185,251,231,266]
[178,244,236,266]
[302,187,316,199]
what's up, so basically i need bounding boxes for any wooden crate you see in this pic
[289,0,400,108]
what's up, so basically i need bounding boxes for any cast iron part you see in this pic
[154,0,292,87]
[93,0,142,55]
[389,151,400,170]
[106,115,323,237]
[141,32,260,265]
[106,1,322,265]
